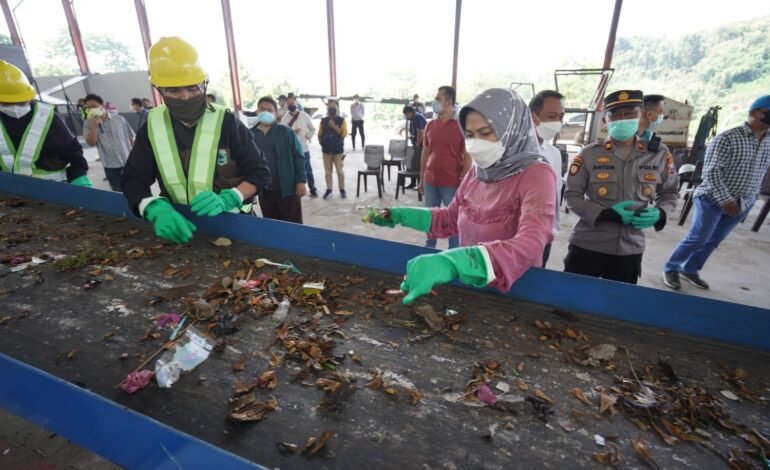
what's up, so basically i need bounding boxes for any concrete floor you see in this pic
[83,128,770,309]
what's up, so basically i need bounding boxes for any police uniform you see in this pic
[0,60,90,186]
[564,90,679,283]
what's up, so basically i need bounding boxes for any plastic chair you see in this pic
[750,167,770,232]
[382,139,406,181]
[395,147,422,201]
[356,145,385,198]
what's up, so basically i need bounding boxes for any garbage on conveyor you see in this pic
[255,258,301,274]
[120,369,155,394]
[272,297,291,322]
[302,282,325,296]
[155,326,214,388]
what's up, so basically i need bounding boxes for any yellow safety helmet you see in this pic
[0,60,35,103]
[148,37,207,88]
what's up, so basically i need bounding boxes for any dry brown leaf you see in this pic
[566,327,579,339]
[64,209,78,217]
[367,373,383,391]
[516,361,525,373]
[223,260,231,268]
[315,378,342,393]
[655,330,669,336]
[652,423,678,446]
[232,358,245,372]
[88,268,102,276]
[534,388,552,403]
[269,353,282,368]
[571,387,592,406]
[351,354,363,364]
[211,237,232,247]
[408,388,423,405]
[632,439,659,469]
[308,430,333,456]
[334,310,354,317]
[128,228,139,236]
[599,389,617,415]
[384,387,399,395]
[594,452,608,463]
[734,368,748,380]
[516,379,529,391]
[485,359,499,370]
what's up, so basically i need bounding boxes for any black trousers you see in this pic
[563,244,642,284]
[542,242,552,268]
[351,120,365,148]
[258,190,303,224]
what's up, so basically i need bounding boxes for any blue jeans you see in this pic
[423,183,459,249]
[304,151,316,193]
[664,196,752,274]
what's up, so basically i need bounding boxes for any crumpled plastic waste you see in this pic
[120,369,155,394]
[156,313,181,327]
[256,258,301,274]
[476,383,498,405]
[155,327,214,388]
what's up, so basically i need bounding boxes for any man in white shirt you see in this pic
[350,95,365,150]
[529,90,565,267]
[280,95,318,197]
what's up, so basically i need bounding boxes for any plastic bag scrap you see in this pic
[120,370,155,394]
[155,327,214,388]
[255,258,301,274]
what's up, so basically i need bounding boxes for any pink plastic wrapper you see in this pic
[156,313,181,327]
[476,383,497,405]
[120,370,155,394]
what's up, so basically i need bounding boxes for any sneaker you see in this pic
[663,271,681,290]
[681,273,710,290]
[322,190,332,199]
[340,190,347,199]
[310,191,318,198]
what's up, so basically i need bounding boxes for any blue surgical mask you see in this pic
[608,118,640,141]
[432,100,444,115]
[257,111,275,125]
[649,113,664,130]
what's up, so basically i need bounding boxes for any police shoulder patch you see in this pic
[216,149,228,166]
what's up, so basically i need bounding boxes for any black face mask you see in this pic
[288,105,297,113]
[164,93,207,123]
[328,108,337,116]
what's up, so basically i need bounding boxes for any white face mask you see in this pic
[466,138,505,169]
[537,121,563,141]
[649,112,664,129]
[0,104,31,119]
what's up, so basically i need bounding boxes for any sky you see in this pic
[5,0,770,100]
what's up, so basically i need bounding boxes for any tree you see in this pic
[33,29,138,77]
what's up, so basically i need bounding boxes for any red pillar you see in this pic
[220,0,242,111]
[451,0,462,90]
[325,0,337,96]
[61,0,90,75]
[133,0,162,106]
[0,0,22,47]
[594,0,623,110]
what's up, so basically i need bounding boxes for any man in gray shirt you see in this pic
[350,94,365,150]
[84,94,135,191]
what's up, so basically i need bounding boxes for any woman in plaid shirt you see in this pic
[663,95,770,290]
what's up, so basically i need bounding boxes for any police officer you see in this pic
[121,37,271,244]
[563,90,679,284]
[0,60,91,186]
[637,94,666,142]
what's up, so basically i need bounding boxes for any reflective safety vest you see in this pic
[0,103,66,181]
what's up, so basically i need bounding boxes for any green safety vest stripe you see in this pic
[148,103,226,205]
[0,103,63,181]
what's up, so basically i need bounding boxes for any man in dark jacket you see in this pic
[250,96,307,223]
[318,99,348,199]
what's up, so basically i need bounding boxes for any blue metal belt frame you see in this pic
[1,173,769,467]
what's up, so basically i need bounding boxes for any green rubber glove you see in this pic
[190,189,242,217]
[144,198,196,244]
[372,207,432,232]
[631,207,660,230]
[70,175,93,187]
[400,246,491,305]
[611,200,637,224]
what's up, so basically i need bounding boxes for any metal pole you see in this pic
[0,0,22,47]
[451,0,462,90]
[594,0,623,111]
[60,0,90,75]
[220,0,242,111]
[133,0,162,106]
[325,0,337,96]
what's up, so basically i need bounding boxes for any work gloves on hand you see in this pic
[371,207,432,232]
[190,189,243,217]
[400,246,491,305]
[144,198,196,244]
[70,175,93,187]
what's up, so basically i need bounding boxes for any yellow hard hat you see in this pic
[0,60,35,103]
[148,37,207,88]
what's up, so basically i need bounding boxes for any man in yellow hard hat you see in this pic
[121,37,271,244]
[0,60,91,186]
